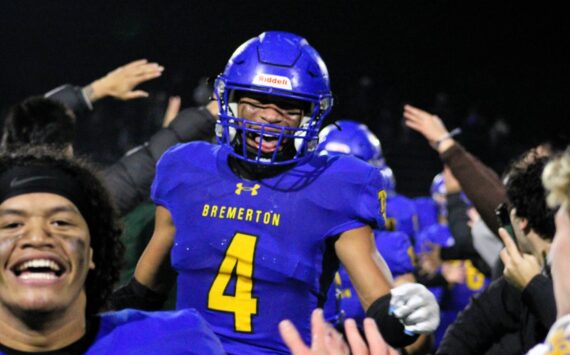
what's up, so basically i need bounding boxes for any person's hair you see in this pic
[542,147,570,214]
[0,146,123,315]
[1,97,75,152]
[506,152,556,240]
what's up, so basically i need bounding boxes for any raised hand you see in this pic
[403,104,454,152]
[87,59,164,102]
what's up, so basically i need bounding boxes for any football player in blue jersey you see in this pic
[319,120,436,354]
[118,31,439,354]
[318,120,419,240]
[0,147,224,354]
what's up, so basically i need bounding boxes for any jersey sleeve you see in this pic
[355,167,387,230]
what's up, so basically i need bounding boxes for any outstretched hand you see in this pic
[280,309,398,355]
[403,104,453,152]
[88,59,164,102]
[280,309,349,355]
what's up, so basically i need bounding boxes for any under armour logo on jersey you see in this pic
[235,183,261,196]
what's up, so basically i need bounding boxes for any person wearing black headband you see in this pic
[0,146,224,354]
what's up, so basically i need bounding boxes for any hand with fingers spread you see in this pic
[403,104,454,153]
[280,309,398,355]
[87,59,164,102]
[498,227,542,290]
[280,309,349,355]
[345,318,399,355]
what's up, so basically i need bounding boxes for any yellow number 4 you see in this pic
[208,233,258,332]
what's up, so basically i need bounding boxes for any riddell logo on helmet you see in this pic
[253,74,293,90]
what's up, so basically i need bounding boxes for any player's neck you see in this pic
[228,156,294,180]
[0,296,87,352]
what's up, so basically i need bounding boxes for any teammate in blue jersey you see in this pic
[318,120,419,239]
[413,197,440,232]
[120,31,440,354]
[0,147,224,354]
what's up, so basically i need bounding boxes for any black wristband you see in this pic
[366,293,419,348]
[109,278,167,311]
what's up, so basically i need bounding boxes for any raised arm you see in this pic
[102,102,217,215]
[45,59,163,115]
[403,104,507,234]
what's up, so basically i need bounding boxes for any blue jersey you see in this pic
[87,309,225,354]
[413,197,439,232]
[385,194,418,241]
[327,230,415,324]
[152,142,386,354]
[0,309,224,355]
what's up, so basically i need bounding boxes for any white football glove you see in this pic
[389,283,440,335]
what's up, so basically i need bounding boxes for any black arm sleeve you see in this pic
[102,107,215,216]
[436,277,521,355]
[441,193,478,260]
[366,293,419,348]
[441,193,491,276]
[44,84,92,116]
[109,278,168,311]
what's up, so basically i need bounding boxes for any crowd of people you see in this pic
[0,30,568,355]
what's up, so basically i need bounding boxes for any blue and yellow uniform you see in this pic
[413,197,439,232]
[88,309,225,354]
[0,309,225,355]
[152,142,386,354]
[385,194,419,242]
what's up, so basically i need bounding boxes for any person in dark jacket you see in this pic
[1,59,217,216]
[435,154,557,354]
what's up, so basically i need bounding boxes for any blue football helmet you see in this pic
[431,173,446,201]
[318,120,385,167]
[430,172,472,214]
[214,31,334,165]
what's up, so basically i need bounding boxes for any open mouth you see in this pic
[246,132,283,154]
[11,258,66,281]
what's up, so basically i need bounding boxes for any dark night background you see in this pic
[1,1,568,196]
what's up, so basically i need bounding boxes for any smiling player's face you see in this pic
[237,94,305,155]
[0,193,94,316]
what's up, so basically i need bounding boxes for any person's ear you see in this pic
[88,248,96,270]
[510,208,529,234]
